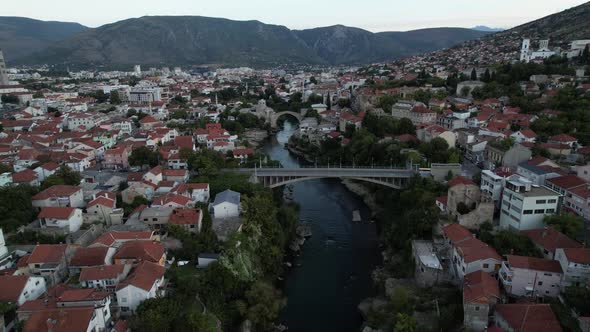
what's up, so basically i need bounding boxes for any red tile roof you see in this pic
[80,264,125,281]
[117,261,165,291]
[88,196,115,209]
[442,223,474,244]
[506,255,562,273]
[70,247,110,267]
[162,169,188,177]
[495,304,562,332]
[113,241,165,263]
[170,208,202,225]
[91,231,154,247]
[561,248,590,264]
[28,244,69,264]
[23,307,95,332]
[448,176,476,187]
[456,238,502,263]
[548,134,577,142]
[546,175,587,190]
[32,185,81,200]
[463,271,500,304]
[0,275,29,302]
[12,169,38,183]
[521,228,581,253]
[38,207,76,220]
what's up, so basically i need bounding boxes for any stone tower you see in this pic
[520,39,531,62]
[0,49,9,85]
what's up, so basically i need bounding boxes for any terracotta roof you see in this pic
[80,265,125,281]
[463,271,500,304]
[70,247,110,267]
[91,231,154,247]
[561,248,590,264]
[38,207,76,220]
[174,136,193,149]
[448,176,475,187]
[169,208,202,225]
[117,261,165,292]
[23,307,95,332]
[139,115,159,124]
[548,134,577,142]
[28,244,68,264]
[112,320,130,332]
[442,223,474,244]
[88,196,115,209]
[495,304,562,332]
[521,228,581,253]
[12,169,38,183]
[456,238,502,263]
[506,255,562,273]
[0,275,29,302]
[32,185,81,200]
[162,169,188,177]
[546,175,587,190]
[40,162,60,171]
[113,241,165,263]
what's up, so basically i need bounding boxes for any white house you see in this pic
[210,189,240,219]
[116,261,165,315]
[32,185,84,208]
[555,248,590,287]
[480,170,507,203]
[451,237,502,280]
[499,175,561,231]
[197,253,219,268]
[0,275,47,306]
[38,207,83,233]
[80,264,132,291]
[499,255,563,298]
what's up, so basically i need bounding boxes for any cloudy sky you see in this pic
[3,0,588,31]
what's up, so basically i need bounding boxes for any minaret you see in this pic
[215,94,219,106]
[0,49,9,85]
[0,228,8,258]
[520,39,531,63]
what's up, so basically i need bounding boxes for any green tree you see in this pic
[0,185,39,232]
[41,167,82,189]
[482,69,491,83]
[128,147,160,167]
[394,313,417,332]
[133,298,181,332]
[581,44,590,65]
[110,90,121,104]
[186,309,218,332]
[470,68,477,81]
[460,86,471,97]
[545,213,584,239]
[309,76,317,84]
[236,281,286,330]
[1,95,19,104]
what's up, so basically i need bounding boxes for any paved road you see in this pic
[461,159,482,180]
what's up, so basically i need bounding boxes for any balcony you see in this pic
[499,262,513,286]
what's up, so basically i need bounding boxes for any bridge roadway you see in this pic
[238,166,416,189]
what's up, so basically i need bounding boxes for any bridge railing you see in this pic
[254,165,412,170]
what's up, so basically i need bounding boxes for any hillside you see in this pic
[0,17,88,61]
[17,16,489,67]
[494,1,590,41]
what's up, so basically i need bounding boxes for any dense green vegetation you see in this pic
[479,223,543,257]
[132,172,298,331]
[40,166,82,189]
[544,213,585,239]
[0,185,38,232]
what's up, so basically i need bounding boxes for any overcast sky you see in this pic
[3,0,588,31]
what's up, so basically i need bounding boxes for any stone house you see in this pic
[412,240,443,287]
[447,176,481,218]
[463,271,501,332]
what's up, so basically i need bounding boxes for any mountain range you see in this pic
[0,16,489,67]
[0,17,88,61]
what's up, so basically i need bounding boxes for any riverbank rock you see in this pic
[296,224,312,237]
[362,327,384,332]
[358,297,388,318]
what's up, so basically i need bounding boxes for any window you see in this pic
[475,306,480,311]
[420,267,425,273]
[536,199,547,204]
[152,218,158,221]
[534,209,545,214]
[121,297,127,303]
[544,273,552,277]
[546,209,555,213]
[523,210,533,215]
[538,281,543,286]
[483,264,489,269]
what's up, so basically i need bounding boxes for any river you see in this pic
[262,120,381,332]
